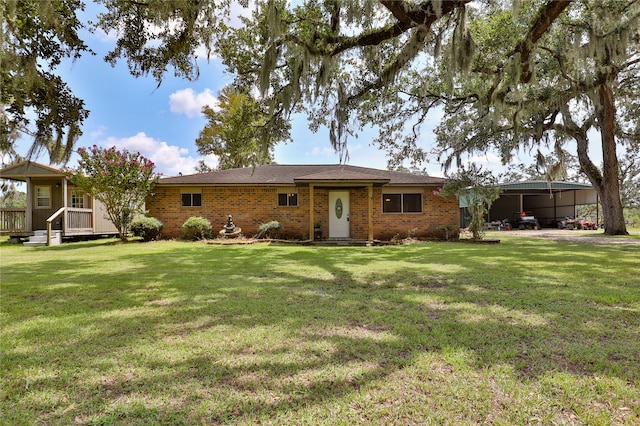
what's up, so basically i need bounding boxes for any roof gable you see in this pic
[0,161,65,181]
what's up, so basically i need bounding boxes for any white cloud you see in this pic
[169,88,218,118]
[93,27,119,43]
[228,0,255,28]
[307,146,336,157]
[101,132,217,176]
[348,143,364,153]
[89,125,108,140]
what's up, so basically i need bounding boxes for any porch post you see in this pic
[367,183,374,241]
[519,194,524,213]
[62,177,68,234]
[26,177,33,231]
[309,183,315,241]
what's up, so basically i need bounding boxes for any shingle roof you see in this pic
[157,164,446,186]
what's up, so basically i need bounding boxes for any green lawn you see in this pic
[1,236,639,425]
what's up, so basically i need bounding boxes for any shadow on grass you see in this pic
[2,239,639,424]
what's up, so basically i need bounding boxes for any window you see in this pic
[278,193,298,206]
[71,191,86,208]
[383,193,422,213]
[35,186,51,209]
[383,194,402,213]
[181,193,202,207]
[403,193,422,213]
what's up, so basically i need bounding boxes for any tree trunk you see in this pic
[595,84,628,235]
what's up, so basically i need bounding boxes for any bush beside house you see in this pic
[130,217,163,241]
[182,216,213,240]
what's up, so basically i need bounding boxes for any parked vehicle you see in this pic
[511,212,540,230]
[579,220,598,230]
[557,217,599,230]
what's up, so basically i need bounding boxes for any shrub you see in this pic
[130,216,163,241]
[255,220,282,239]
[182,216,213,240]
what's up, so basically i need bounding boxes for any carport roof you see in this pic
[499,180,593,191]
[460,180,595,207]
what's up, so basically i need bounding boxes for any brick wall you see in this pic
[371,187,460,240]
[146,185,459,240]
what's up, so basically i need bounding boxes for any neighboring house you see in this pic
[147,164,459,241]
[0,161,118,246]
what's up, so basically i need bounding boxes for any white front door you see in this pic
[329,191,350,238]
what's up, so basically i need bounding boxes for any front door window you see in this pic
[71,191,85,208]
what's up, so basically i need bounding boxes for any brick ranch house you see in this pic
[146,164,459,241]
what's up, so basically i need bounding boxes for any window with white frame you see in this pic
[382,193,422,213]
[71,190,86,208]
[35,186,51,209]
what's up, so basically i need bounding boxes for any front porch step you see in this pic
[24,230,62,247]
[314,239,373,246]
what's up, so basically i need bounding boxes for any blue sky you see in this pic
[12,4,508,178]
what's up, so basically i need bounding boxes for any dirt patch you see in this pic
[492,229,640,245]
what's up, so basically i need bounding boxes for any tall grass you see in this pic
[1,236,639,425]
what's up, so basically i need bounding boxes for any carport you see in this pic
[487,181,598,228]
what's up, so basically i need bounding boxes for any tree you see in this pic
[194,159,215,174]
[2,0,230,164]
[0,185,26,208]
[498,152,586,184]
[69,146,159,241]
[0,1,576,165]
[195,85,290,170]
[432,1,639,235]
[619,144,640,209]
[438,164,500,240]
[2,0,90,164]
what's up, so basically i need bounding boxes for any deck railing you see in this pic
[65,208,93,233]
[0,208,28,233]
[44,207,95,245]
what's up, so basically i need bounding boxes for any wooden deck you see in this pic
[0,207,116,241]
[0,209,29,236]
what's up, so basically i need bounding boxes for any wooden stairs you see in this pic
[23,230,62,247]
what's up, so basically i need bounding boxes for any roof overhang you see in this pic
[294,179,391,187]
[294,170,390,187]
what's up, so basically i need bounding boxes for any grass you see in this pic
[1,235,639,425]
